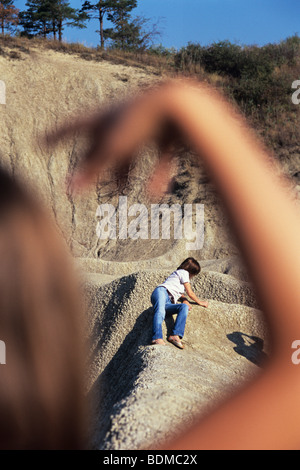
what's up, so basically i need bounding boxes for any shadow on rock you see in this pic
[88,306,154,448]
[227,331,268,367]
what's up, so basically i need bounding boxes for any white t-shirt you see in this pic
[158,269,190,303]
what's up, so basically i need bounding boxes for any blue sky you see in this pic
[15,0,300,49]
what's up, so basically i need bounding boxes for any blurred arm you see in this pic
[50,79,300,449]
[158,81,300,450]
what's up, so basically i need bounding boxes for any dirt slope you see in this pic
[2,42,299,450]
[0,43,240,263]
[85,269,269,449]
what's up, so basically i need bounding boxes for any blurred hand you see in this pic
[183,299,192,310]
[45,82,183,198]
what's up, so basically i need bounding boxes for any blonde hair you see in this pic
[0,167,86,449]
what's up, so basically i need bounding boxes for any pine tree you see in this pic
[19,0,51,38]
[81,0,112,49]
[0,0,19,35]
[105,14,160,51]
[105,0,136,50]
[81,0,137,49]
[48,0,87,42]
[20,0,87,41]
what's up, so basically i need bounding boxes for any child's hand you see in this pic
[182,299,192,310]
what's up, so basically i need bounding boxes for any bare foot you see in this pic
[152,338,166,345]
[168,335,184,349]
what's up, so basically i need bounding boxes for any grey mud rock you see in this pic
[85,269,270,450]
[3,44,297,450]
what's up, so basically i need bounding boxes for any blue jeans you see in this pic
[151,286,189,341]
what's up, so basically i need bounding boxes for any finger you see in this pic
[44,110,103,148]
[67,154,113,194]
[67,167,97,195]
[146,150,178,200]
[44,100,127,150]
[113,157,134,192]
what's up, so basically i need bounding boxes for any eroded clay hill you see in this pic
[0,41,247,267]
[85,268,270,449]
[1,42,300,449]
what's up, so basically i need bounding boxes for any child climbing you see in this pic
[151,257,209,349]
